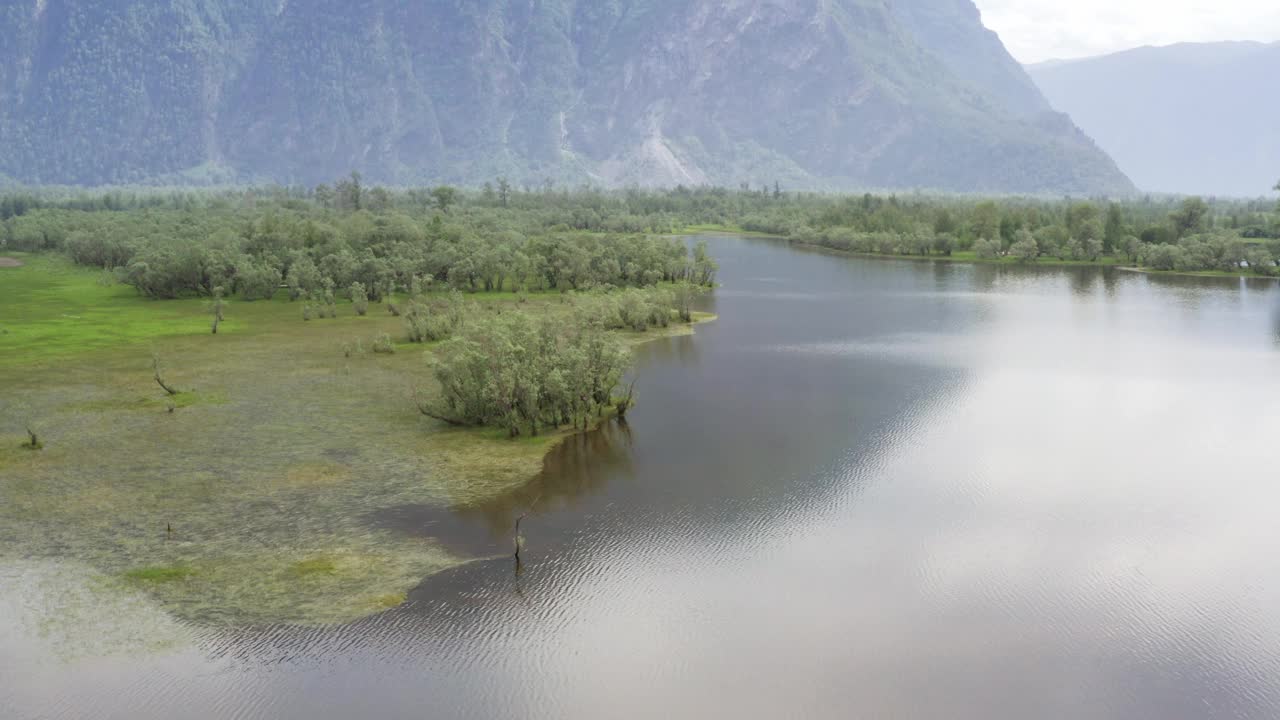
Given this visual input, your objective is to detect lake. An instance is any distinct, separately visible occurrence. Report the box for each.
[7,235,1280,719]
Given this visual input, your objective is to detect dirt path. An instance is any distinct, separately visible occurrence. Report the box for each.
[0,257,23,268]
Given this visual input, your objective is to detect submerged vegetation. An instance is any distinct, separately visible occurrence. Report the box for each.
[0,261,706,625]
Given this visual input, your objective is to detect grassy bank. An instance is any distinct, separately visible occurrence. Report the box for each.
[679,223,782,239]
[782,241,1128,269]
[700,235,1280,280]
[0,254,711,626]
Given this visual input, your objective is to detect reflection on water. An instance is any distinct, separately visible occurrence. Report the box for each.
[371,420,637,554]
[10,237,1280,719]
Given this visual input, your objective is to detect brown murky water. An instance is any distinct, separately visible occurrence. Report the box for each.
[7,236,1280,719]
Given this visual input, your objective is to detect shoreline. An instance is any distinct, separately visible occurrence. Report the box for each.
[677,227,1279,282]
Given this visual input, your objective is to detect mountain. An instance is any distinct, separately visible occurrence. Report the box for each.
[0,0,1132,194]
[1028,42,1280,197]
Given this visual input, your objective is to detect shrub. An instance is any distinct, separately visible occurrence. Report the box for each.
[973,238,1000,260]
[1009,237,1039,263]
[350,281,369,316]
[237,262,281,301]
[1141,243,1183,271]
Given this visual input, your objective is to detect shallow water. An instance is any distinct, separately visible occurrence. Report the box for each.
[8,236,1280,718]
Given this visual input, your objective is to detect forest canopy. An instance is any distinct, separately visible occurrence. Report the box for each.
[3,182,1277,282]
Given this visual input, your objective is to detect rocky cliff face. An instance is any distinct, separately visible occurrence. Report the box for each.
[0,0,1132,194]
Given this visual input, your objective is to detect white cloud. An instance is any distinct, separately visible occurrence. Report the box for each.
[973,0,1280,63]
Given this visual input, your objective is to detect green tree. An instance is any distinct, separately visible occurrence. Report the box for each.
[422,311,630,438]
[1122,235,1142,264]
[1035,225,1067,258]
[1060,238,1082,261]
[970,202,1000,244]
[350,282,369,316]
[1066,202,1099,238]
[335,171,362,211]
[497,177,512,207]
[1141,243,1183,271]
[431,186,458,214]
[314,184,334,209]
[286,254,321,301]
[209,286,226,334]
[365,187,391,212]
[1171,197,1209,238]
[670,282,706,323]
[1246,246,1274,276]
[1104,203,1125,256]
[1009,230,1038,263]
[1081,235,1103,261]
[973,237,999,259]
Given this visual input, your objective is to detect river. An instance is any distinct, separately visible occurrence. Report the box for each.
[7,235,1280,719]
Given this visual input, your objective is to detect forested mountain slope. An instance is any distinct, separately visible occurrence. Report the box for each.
[0,0,1131,194]
[1028,42,1280,197]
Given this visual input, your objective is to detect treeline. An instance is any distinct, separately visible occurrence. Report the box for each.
[1,199,717,301]
[740,194,1280,274]
[4,182,1280,294]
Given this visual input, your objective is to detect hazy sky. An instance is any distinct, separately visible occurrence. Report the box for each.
[974,0,1280,63]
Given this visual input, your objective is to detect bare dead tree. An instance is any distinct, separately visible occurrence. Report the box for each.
[513,492,543,563]
[153,354,180,396]
[22,425,42,450]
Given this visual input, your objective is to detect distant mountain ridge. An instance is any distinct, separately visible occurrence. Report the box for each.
[1027,41,1280,197]
[0,0,1132,194]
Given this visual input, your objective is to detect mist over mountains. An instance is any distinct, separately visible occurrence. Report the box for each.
[1028,41,1280,198]
[0,0,1131,194]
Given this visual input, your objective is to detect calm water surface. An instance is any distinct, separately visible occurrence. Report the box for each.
[8,236,1280,719]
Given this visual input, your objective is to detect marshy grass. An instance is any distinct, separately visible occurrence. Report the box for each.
[289,557,338,577]
[0,255,712,627]
[125,566,196,583]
